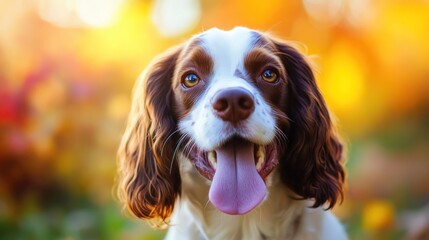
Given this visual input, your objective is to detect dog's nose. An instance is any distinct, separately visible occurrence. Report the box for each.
[211,87,255,123]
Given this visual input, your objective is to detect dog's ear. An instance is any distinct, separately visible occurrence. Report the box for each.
[274,40,345,209]
[117,46,182,225]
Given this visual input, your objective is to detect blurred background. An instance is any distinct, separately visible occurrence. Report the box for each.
[0,0,428,239]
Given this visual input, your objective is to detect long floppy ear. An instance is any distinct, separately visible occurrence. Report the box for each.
[275,41,345,209]
[117,46,182,225]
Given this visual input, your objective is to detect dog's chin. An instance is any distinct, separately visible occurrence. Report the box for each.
[187,136,279,215]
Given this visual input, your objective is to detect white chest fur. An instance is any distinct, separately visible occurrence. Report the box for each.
[164,158,347,240]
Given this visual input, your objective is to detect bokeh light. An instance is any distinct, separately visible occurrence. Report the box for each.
[1,0,428,239]
[38,0,126,27]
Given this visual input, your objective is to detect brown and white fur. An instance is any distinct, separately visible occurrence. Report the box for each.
[117,27,347,239]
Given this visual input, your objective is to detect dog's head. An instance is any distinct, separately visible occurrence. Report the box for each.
[117,27,345,223]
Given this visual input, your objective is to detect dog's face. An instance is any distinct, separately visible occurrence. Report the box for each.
[118,27,345,223]
[173,28,287,214]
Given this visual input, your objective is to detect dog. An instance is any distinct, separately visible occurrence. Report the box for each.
[117,27,347,239]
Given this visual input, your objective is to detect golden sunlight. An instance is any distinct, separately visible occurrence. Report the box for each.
[321,40,366,114]
[37,0,125,28]
[151,0,201,37]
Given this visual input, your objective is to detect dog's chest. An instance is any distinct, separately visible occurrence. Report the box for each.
[170,162,305,240]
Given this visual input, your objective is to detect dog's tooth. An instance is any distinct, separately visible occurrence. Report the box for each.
[208,151,217,170]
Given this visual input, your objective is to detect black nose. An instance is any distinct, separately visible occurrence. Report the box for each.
[211,87,255,123]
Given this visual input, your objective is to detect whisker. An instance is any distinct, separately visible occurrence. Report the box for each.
[182,137,196,158]
[190,140,198,153]
[161,128,181,154]
[170,134,189,173]
[274,126,288,146]
[271,109,292,123]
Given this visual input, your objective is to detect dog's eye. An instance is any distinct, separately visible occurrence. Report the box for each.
[182,73,200,88]
[261,69,278,83]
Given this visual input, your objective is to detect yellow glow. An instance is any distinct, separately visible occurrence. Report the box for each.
[367,3,429,73]
[78,2,155,67]
[362,200,395,231]
[321,41,366,113]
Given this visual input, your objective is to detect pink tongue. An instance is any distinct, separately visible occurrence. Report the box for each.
[209,140,267,215]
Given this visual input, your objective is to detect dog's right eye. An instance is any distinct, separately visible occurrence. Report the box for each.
[182,73,200,88]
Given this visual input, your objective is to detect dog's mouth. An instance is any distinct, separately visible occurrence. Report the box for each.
[188,137,278,215]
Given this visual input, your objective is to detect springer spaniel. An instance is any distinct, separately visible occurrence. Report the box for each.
[117,27,347,239]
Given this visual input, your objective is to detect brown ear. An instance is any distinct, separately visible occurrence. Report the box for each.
[275,41,345,209]
[117,46,182,225]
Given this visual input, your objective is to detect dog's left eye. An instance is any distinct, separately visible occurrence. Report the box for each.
[182,73,200,88]
[261,69,278,83]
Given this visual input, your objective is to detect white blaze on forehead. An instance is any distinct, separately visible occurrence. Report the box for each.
[196,27,257,99]
[199,27,254,77]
